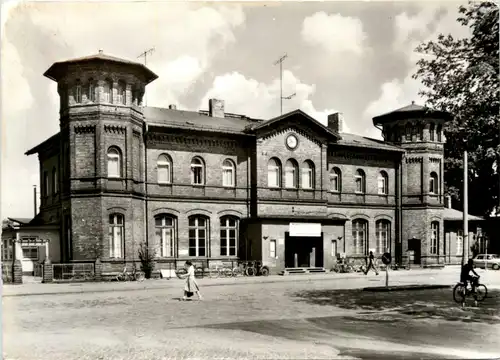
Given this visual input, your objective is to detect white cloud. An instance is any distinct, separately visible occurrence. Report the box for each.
[199,70,352,133]
[301,12,367,55]
[365,3,471,128]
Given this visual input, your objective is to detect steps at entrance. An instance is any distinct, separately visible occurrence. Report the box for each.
[279,267,327,276]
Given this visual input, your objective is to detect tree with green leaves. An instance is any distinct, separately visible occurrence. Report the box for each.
[413,1,499,217]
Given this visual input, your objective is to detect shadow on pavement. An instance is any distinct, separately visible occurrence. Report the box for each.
[292,288,500,324]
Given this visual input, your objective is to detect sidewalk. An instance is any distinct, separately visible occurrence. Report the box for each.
[1,267,457,297]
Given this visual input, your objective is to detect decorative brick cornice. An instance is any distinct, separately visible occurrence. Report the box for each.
[429,157,441,163]
[147,133,237,149]
[132,129,141,138]
[329,151,382,162]
[74,125,96,134]
[104,124,127,135]
[261,126,322,147]
[406,157,423,163]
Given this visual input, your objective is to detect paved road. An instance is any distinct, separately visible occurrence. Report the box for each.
[3,268,500,359]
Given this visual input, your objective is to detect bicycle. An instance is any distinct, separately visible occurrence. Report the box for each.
[116,266,145,282]
[232,261,248,277]
[453,277,487,306]
[208,265,233,278]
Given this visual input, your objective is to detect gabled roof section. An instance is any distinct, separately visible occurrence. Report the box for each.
[144,107,262,135]
[373,102,453,126]
[246,109,341,140]
[336,133,405,152]
[44,51,158,84]
[25,132,60,156]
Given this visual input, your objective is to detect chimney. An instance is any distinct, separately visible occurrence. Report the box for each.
[168,104,177,110]
[445,194,452,209]
[98,49,103,54]
[327,112,343,133]
[209,98,225,118]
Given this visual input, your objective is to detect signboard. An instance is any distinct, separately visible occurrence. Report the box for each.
[289,223,321,237]
[179,249,189,256]
[382,252,392,265]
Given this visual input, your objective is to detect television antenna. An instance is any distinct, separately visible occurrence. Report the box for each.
[274,53,296,115]
[138,47,155,106]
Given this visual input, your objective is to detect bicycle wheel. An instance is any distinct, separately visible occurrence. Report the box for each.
[135,272,145,282]
[232,267,242,277]
[453,283,466,304]
[475,284,488,301]
[260,266,270,276]
[245,267,255,276]
[222,267,233,277]
[209,268,220,278]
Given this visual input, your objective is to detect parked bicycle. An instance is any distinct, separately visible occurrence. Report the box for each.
[453,277,487,306]
[208,264,233,278]
[245,261,270,276]
[116,266,145,282]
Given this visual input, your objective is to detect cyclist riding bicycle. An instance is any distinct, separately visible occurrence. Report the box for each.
[460,258,480,293]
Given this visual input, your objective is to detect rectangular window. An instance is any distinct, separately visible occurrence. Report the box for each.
[22,247,38,260]
[109,215,124,258]
[331,240,337,257]
[189,217,207,257]
[75,85,82,103]
[2,240,12,260]
[269,240,276,258]
[220,217,238,256]
[191,167,203,185]
[285,168,296,188]
[302,169,313,189]
[222,168,234,187]
[158,164,171,183]
[376,221,390,254]
[430,222,439,255]
[352,221,367,255]
[456,230,463,255]
[330,174,339,192]
[355,176,363,193]
[378,177,386,194]
[44,171,49,197]
[108,157,120,178]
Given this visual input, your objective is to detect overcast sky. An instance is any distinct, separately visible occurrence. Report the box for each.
[1,0,470,219]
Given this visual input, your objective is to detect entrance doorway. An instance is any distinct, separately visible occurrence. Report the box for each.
[407,238,421,265]
[284,232,324,268]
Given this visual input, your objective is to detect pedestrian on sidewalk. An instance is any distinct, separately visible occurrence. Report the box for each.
[177,261,203,301]
[365,251,379,275]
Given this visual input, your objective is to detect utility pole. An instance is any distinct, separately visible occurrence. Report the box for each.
[274,53,296,115]
[463,147,469,265]
[137,47,155,106]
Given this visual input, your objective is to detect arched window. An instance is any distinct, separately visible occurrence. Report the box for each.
[191,157,205,185]
[188,216,209,257]
[355,169,365,194]
[109,213,124,258]
[405,124,412,141]
[429,123,435,141]
[155,214,176,257]
[267,158,281,188]
[301,160,315,189]
[378,171,388,195]
[117,81,126,105]
[285,159,298,188]
[375,220,390,254]
[330,167,341,192]
[103,79,113,103]
[430,221,439,255]
[436,125,442,142]
[74,80,82,103]
[220,216,238,256]
[352,219,368,255]
[52,167,58,194]
[157,154,172,184]
[107,147,121,178]
[222,159,235,187]
[429,172,438,194]
[88,79,96,102]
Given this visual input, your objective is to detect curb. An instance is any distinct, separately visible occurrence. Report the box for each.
[363,284,451,292]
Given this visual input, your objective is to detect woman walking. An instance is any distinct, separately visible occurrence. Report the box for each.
[178,261,203,301]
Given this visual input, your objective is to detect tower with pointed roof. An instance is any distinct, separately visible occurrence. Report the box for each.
[373,102,453,266]
[40,50,158,262]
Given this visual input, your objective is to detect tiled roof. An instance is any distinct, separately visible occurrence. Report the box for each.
[44,52,158,84]
[336,133,404,152]
[25,133,60,155]
[443,208,483,221]
[144,107,261,135]
[373,102,452,125]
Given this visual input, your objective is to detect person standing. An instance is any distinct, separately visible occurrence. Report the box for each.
[178,261,203,301]
[365,251,379,275]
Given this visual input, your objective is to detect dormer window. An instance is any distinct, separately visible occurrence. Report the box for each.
[88,79,96,102]
[117,81,126,105]
[74,80,82,103]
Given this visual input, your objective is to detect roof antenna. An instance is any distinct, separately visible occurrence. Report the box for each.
[138,47,155,106]
[274,53,296,115]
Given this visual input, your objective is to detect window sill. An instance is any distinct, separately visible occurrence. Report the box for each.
[158,182,172,186]
[191,184,205,187]
[222,185,236,188]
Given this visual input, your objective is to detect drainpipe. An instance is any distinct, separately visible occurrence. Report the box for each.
[143,122,149,259]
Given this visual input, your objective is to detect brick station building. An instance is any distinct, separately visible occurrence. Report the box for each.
[23,51,456,274]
